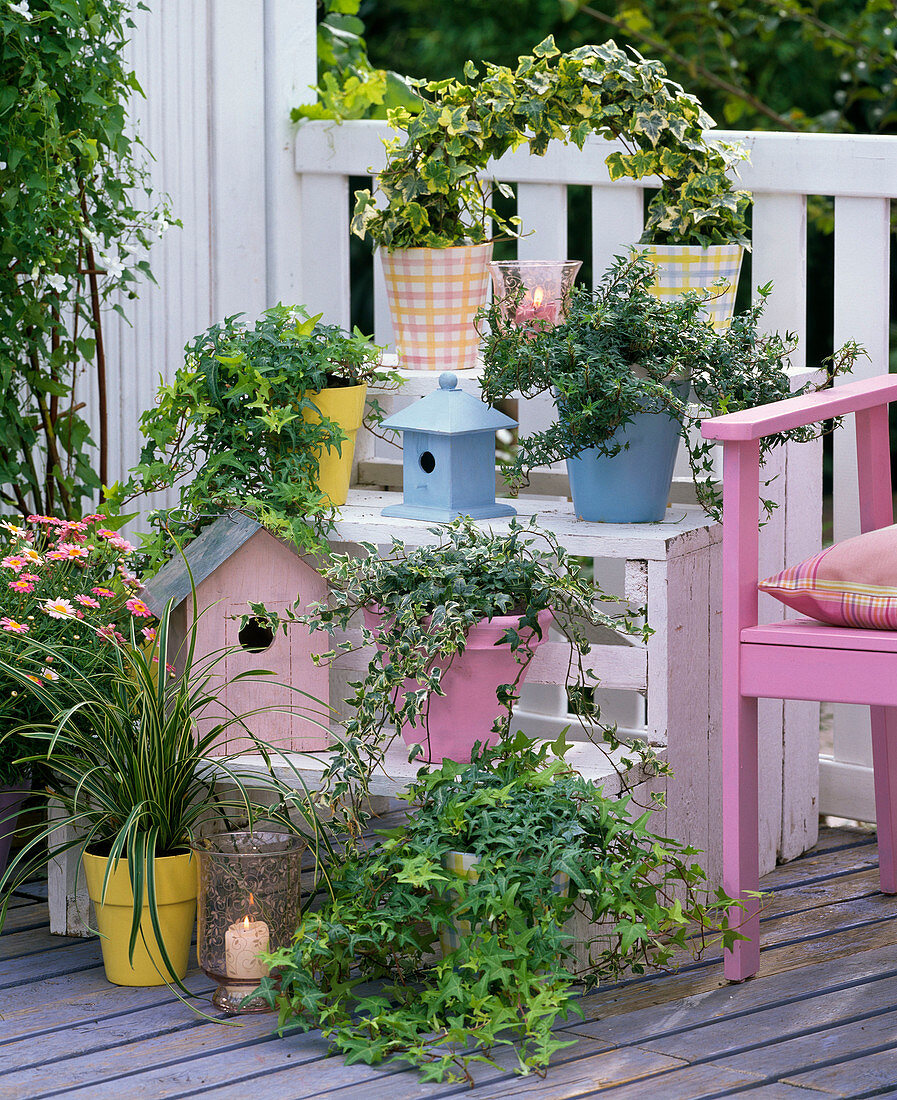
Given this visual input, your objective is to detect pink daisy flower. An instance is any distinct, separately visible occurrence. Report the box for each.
[54,544,90,560]
[108,536,136,554]
[0,617,28,633]
[42,597,76,619]
[91,586,115,599]
[20,573,39,583]
[74,595,100,608]
[141,626,157,642]
[9,579,34,593]
[43,669,59,682]
[20,547,41,564]
[2,555,26,573]
[126,597,152,618]
[96,529,118,539]
[95,623,116,640]
[24,674,43,687]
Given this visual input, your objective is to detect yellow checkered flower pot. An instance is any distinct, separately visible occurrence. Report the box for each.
[380,243,492,371]
[640,244,745,330]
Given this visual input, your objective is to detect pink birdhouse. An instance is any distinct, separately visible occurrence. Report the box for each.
[143,513,330,756]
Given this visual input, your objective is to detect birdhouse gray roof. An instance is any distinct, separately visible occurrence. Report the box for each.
[380,372,516,435]
[141,512,294,616]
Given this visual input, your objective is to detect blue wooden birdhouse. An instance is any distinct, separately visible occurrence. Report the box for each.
[381,372,517,521]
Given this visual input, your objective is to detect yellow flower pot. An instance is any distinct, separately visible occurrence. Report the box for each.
[639,244,744,330]
[301,383,368,506]
[83,849,197,986]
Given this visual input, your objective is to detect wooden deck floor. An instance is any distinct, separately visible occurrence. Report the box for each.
[3,824,897,1099]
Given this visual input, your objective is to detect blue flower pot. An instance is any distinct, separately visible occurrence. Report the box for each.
[566,382,688,524]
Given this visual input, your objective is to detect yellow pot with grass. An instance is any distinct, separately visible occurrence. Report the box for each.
[302,383,368,506]
[83,849,197,986]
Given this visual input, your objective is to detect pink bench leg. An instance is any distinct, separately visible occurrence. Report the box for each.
[870,705,897,894]
[723,693,761,981]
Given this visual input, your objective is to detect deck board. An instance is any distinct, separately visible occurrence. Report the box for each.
[2,824,897,1099]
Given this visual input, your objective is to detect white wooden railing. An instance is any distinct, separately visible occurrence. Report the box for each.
[292,121,896,826]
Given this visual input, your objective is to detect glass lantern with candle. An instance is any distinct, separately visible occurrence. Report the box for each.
[195,831,304,1014]
[489,260,582,329]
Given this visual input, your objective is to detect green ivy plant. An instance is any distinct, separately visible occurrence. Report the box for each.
[259,733,739,1084]
[292,0,422,122]
[0,0,171,518]
[478,253,864,520]
[351,36,750,251]
[106,305,400,572]
[290,516,652,813]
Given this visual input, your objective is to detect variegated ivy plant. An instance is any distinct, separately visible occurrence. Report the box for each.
[351,36,750,251]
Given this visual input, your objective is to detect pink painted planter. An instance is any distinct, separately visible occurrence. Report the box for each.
[363,608,552,763]
[0,783,30,879]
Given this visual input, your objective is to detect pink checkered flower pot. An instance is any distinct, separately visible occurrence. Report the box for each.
[639,244,745,330]
[380,243,493,370]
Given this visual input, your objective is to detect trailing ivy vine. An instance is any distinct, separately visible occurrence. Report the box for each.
[0,0,170,518]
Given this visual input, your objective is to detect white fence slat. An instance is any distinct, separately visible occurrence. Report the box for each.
[516,183,567,259]
[297,174,352,329]
[832,196,892,544]
[209,2,268,319]
[264,0,317,307]
[828,196,893,797]
[591,185,644,286]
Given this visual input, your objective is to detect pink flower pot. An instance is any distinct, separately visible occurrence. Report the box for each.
[363,608,552,763]
[0,783,31,880]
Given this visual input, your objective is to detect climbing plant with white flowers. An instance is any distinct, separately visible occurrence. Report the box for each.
[0,0,172,518]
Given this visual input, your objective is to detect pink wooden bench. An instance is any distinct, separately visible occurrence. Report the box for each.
[702,374,897,982]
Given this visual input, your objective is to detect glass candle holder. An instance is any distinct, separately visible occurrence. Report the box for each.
[489,260,583,328]
[195,831,304,1014]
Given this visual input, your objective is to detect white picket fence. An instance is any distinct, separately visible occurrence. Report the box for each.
[96,1,894,825]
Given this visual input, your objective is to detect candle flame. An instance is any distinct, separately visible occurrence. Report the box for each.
[533,285,544,308]
[243,914,251,930]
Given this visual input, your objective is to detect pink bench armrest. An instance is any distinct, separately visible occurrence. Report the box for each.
[701,374,897,442]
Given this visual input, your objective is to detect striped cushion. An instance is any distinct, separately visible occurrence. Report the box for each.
[759,525,897,629]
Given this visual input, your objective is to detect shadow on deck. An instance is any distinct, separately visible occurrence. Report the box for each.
[2,823,895,1099]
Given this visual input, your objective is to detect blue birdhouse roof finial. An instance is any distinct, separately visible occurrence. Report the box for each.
[380,373,517,436]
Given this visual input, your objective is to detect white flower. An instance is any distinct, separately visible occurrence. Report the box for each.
[45,273,65,293]
[99,253,124,280]
[9,1,33,21]
[0,162,6,171]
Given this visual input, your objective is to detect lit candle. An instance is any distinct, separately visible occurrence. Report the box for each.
[514,285,559,327]
[225,912,270,982]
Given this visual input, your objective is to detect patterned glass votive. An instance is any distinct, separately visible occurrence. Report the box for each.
[195,831,304,1014]
[489,260,583,328]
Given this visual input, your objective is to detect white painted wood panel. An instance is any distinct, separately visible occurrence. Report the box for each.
[827,196,893,813]
[294,123,897,196]
[515,183,567,259]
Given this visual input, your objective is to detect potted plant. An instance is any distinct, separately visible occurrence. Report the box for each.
[479,253,863,523]
[106,304,399,571]
[257,734,739,1085]
[0,513,147,876]
[351,36,750,367]
[0,595,332,987]
[301,516,647,765]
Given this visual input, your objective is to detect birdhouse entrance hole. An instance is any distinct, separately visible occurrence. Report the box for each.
[419,450,436,473]
[238,616,275,653]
